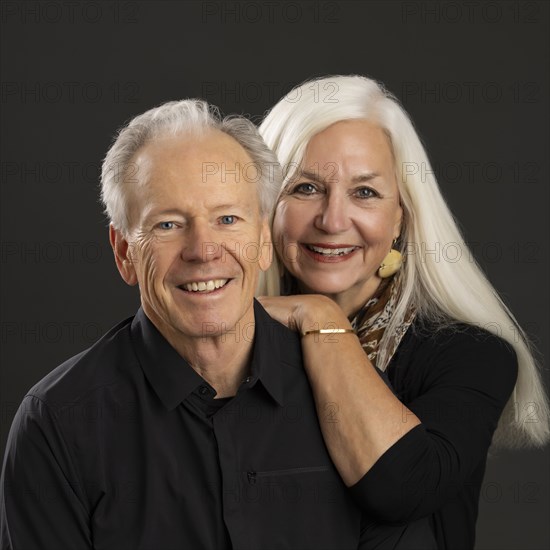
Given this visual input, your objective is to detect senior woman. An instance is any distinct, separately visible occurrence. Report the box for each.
[257,75,550,549]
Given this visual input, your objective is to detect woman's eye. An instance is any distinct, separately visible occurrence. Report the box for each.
[293,182,318,195]
[354,187,377,199]
[158,221,175,230]
[220,215,237,225]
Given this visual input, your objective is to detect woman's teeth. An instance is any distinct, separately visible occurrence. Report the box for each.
[306,245,357,256]
[182,279,228,292]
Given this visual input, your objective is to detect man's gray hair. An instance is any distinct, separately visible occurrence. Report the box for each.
[100,99,282,235]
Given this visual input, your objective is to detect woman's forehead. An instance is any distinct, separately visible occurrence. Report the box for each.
[300,121,395,179]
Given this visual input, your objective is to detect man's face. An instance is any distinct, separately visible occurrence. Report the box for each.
[111,130,271,343]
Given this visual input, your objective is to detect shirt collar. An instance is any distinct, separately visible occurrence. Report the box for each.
[248,298,288,406]
[130,300,298,411]
[130,308,204,410]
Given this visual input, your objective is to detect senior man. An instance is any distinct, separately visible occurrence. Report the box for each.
[0,100,434,549]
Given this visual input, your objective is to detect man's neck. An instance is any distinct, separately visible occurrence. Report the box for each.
[180,337,254,398]
[146,307,256,399]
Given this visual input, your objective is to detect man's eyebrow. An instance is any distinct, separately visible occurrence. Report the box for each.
[210,203,243,211]
[144,205,251,220]
[144,208,184,220]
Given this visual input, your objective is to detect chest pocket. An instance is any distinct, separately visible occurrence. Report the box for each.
[237,465,361,550]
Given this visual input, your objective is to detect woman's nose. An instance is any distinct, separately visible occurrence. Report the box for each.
[314,193,352,234]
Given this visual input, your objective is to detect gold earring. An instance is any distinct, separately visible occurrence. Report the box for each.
[378,240,402,278]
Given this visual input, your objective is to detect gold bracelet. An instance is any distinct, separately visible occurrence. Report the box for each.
[301,328,356,337]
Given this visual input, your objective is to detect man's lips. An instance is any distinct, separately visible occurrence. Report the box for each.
[177,278,232,294]
[300,243,361,260]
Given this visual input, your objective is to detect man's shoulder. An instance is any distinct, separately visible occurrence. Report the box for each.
[253,299,302,368]
[26,314,137,407]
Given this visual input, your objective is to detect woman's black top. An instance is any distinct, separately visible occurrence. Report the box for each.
[349,319,518,549]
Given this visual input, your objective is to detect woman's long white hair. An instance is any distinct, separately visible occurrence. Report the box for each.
[257,74,549,449]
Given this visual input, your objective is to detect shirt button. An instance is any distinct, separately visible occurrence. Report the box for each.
[244,377,251,383]
[199,385,209,395]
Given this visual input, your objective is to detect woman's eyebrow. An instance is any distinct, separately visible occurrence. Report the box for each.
[351,172,380,184]
[295,169,326,183]
[294,169,382,186]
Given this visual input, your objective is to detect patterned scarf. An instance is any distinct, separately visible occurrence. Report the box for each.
[282,271,416,372]
[349,272,416,371]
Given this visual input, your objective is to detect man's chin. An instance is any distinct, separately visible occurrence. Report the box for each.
[167,310,248,343]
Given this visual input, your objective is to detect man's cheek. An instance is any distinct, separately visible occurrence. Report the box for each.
[141,248,160,285]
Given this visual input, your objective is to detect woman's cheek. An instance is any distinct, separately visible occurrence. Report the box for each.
[272,212,287,255]
[277,235,300,265]
[288,203,313,240]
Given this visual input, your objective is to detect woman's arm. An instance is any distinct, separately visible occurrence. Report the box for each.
[258,295,518,522]
[258,294,421,485]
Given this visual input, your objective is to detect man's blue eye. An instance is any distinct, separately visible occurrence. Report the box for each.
[159,222,175,230]
[220,215,236,225]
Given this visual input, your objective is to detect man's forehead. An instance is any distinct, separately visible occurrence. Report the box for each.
[127,135,259,213]
[129,131,255,192]
[138,129,251,167]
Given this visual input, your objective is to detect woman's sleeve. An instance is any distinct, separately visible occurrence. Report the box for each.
[348,327,518,522]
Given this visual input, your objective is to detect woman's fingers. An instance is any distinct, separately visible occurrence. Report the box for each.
[256,296,297,328]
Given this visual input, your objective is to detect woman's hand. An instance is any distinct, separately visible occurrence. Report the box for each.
[256,294,352,334]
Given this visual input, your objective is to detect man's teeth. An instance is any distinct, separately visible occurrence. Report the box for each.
[307,245,357,256]
[182,279,228,292]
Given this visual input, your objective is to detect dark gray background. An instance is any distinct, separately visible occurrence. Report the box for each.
[1,1,548,548]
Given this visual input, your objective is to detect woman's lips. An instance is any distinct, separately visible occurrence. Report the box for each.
[299,243,361,263]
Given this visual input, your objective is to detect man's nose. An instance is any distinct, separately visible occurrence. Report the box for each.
[179,222,222,263]
[314,193,352,234]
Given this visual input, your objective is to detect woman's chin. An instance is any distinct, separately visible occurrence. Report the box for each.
[296,274,380,304]
[299,280,353,298]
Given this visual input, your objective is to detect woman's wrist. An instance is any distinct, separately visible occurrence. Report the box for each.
[298,296,353,334]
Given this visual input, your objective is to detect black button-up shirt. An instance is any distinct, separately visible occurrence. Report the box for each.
[1,301,435,549]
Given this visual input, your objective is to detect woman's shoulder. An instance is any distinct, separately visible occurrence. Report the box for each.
[408,316,517,357]
[390,316,518,394]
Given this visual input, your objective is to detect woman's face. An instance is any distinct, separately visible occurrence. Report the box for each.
[273,119,402,311]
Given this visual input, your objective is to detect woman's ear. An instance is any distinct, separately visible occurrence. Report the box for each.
[394,196,407,242]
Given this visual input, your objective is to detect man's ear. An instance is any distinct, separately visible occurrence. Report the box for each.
[258,218,273,272]
[109,225,138,286]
